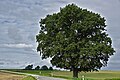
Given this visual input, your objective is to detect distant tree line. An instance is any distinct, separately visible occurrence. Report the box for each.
[24,64,53,70]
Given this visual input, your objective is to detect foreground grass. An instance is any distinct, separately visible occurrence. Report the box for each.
[5,69,120,80]
[22,76,37,80]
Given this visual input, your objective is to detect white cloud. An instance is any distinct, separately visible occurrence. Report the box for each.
[2,43,33,48]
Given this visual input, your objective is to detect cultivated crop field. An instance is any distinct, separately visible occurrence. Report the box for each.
[0,71,24,80]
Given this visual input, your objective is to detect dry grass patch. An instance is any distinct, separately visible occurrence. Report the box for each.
[0,72,25,80]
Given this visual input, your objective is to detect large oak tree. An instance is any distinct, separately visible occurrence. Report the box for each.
[36,4,115,78]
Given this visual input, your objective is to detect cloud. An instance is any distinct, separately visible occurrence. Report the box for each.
[7,27,22,42]
[0,62,4,65]
[2,43,33,48]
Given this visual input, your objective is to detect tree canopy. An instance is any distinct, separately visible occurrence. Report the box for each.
[36,4,115,78]
[25,64,33,70]
[49,66,53,70]
[41,65,48,70]
[35,66,40,70]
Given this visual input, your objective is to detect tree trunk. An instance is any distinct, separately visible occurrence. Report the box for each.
[73,68,78,78]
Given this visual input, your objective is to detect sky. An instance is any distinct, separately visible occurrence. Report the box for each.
[0,0,120,70]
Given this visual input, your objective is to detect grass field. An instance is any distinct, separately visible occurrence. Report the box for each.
[5,69,120,80]
[22,76,37,80]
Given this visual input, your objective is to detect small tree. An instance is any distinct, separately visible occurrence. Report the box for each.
[49,66,53,70]
[41,65,48,70]
[35,66,40,70]
[36,4,115,78]
[25,64,33,70]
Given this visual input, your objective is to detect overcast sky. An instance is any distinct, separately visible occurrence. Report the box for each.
[0,0,120,70]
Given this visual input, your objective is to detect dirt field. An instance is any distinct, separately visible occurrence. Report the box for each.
[0,72,24,80]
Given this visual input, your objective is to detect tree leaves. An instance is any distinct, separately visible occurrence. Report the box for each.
[36,4,115,72]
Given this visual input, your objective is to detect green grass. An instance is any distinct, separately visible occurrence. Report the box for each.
[5,69,120,80]
[22,76,37,80]
[7,69,53,76]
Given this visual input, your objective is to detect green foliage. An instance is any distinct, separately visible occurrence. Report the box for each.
[49,66,53,70]
[25,64,33,70]
[36,3,115,77]
[22,76,37,80]
[35,66,40,70]
[41,65,48,70]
